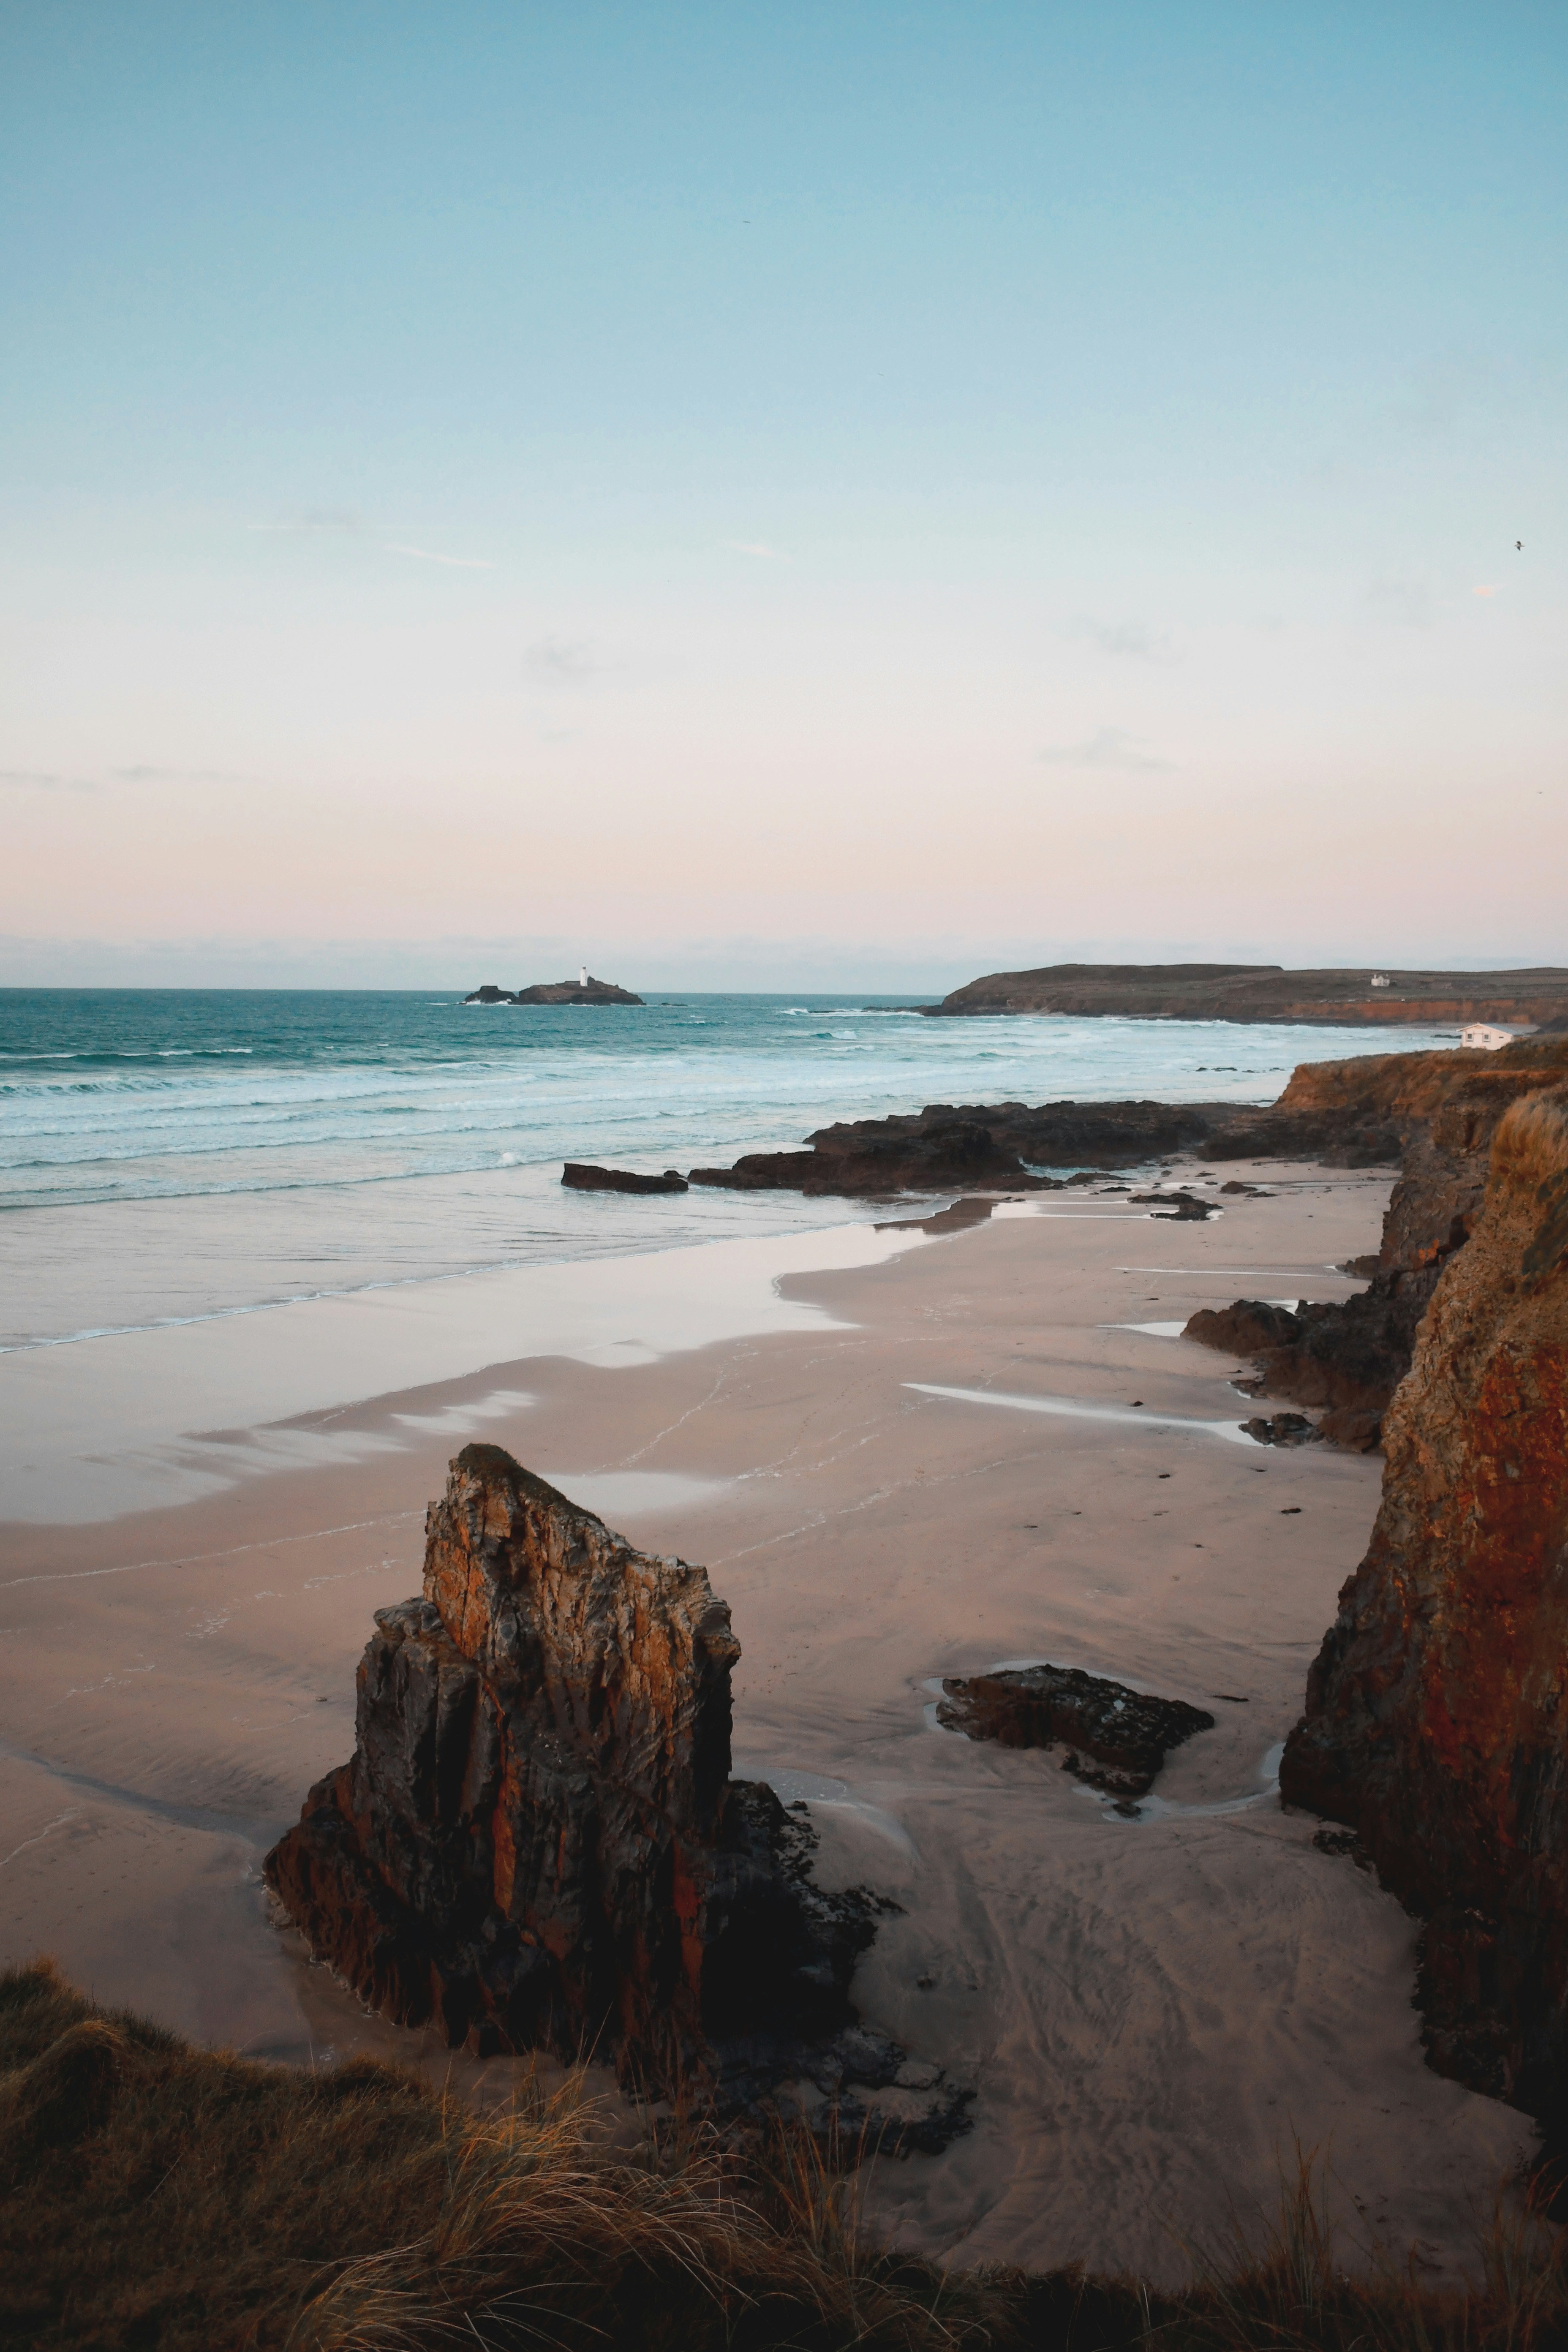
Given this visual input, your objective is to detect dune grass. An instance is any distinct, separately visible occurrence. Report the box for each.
[2,1958,1565,2351]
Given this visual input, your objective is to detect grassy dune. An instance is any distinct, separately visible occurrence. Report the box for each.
[2,1959,1564,2351]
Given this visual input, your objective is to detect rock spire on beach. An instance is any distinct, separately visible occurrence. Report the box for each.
[1279,1085,1568,2123]
[265,1446,965,2141]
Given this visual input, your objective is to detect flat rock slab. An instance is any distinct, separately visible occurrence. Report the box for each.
[937,1663,1215,1799]
[562,1162,689,1193]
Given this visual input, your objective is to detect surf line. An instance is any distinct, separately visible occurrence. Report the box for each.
[904,1383,1257,1446]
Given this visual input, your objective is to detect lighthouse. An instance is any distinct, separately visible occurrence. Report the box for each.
[579,964,588,988]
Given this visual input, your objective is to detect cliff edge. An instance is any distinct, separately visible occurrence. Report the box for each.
[1279,1088,1568,2120]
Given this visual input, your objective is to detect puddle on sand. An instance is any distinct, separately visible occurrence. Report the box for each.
[730,1759,917,1859]
[535,1470,731,1527]
[1101,1738,1285,1824]
[904,1382,1258,1446]
[917,1673,1285,1822]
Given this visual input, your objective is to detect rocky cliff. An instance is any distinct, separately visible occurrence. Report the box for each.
[923,962,1568,1027]
[1279,1089,1568,2123]
[266,1448,961,2137]
[1185,1036,1568,1446]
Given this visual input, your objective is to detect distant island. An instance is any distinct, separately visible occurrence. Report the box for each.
[920,961,1568,1028]
[464,974,645,1007]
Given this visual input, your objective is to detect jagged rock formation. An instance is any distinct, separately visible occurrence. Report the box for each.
[937,1665,1214,1801]
[466,977,644,1005]
[1184,1037,1568,1447]
[563,1163,689,1194]
[922,962,1568,1028]
[1279,1088,1568,2123]
[266,1448,964,2141]
[689,1100,1235,1196]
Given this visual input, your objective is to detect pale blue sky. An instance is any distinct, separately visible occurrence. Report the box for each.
[2,3,1564,983]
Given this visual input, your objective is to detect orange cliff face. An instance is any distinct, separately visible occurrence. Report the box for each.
[1280,1089,1568,2117]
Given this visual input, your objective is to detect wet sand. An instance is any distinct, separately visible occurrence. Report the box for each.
[0,1160,1533,2281]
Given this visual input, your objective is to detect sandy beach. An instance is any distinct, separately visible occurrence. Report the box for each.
[0,1160,1533,2283]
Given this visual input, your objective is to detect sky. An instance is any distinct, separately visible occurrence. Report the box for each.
[1,1,1565,989]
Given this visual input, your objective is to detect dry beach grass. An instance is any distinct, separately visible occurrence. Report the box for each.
[6,1959,1568,2352]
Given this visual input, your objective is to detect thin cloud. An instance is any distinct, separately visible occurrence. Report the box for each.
[248,512,494,567]
[111,765,254,785]
[0,769,97,793]
[522,636,619,683]
[381,541,495,570]
[248,509,367,535]
[1067,615,1179,663]
[1040,727,1177,773]
[727,540,786,560]
[1367,577,1436,629]
[1473,584,1501,599]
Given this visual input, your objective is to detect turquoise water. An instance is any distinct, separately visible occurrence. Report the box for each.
[0,989,1452,1349]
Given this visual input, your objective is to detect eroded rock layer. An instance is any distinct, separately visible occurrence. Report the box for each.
[266,1448,958,2136]
[1279,1090,1568,2118]
[1184,1036,1568,1446]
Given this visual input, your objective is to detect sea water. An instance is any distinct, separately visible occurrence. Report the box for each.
[0,989,1453,1353]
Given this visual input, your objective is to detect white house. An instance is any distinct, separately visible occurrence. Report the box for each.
[1462,1022,1534,1051]
[1371,972,1391,988]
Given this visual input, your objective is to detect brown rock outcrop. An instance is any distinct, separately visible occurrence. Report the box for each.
[937,1664,1214,1801]
[1185,1036,1568,1445]
[266,1449,965,2140]
[1279,1089,1568,2122]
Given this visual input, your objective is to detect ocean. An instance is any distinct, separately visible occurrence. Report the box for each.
[0,988,1453,1354]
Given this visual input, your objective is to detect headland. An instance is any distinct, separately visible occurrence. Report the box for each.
[921,961,1568,1026]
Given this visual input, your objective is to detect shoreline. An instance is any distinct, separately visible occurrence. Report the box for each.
[0,1151,1533,2282]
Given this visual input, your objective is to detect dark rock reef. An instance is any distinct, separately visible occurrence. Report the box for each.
[682,1041,1568,1202]
[689,1099,1235,1197]
[265,1447,964,2142]
[937,1664,1214,1802]
[1279,1087,1568,2126]
[1130,1187,1216,1220]
[464,977,645,1005]
[923,961,1568,1028]
[563,1163,689,1194]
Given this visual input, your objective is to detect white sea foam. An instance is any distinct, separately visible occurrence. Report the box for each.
[0,992,1450,1353]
